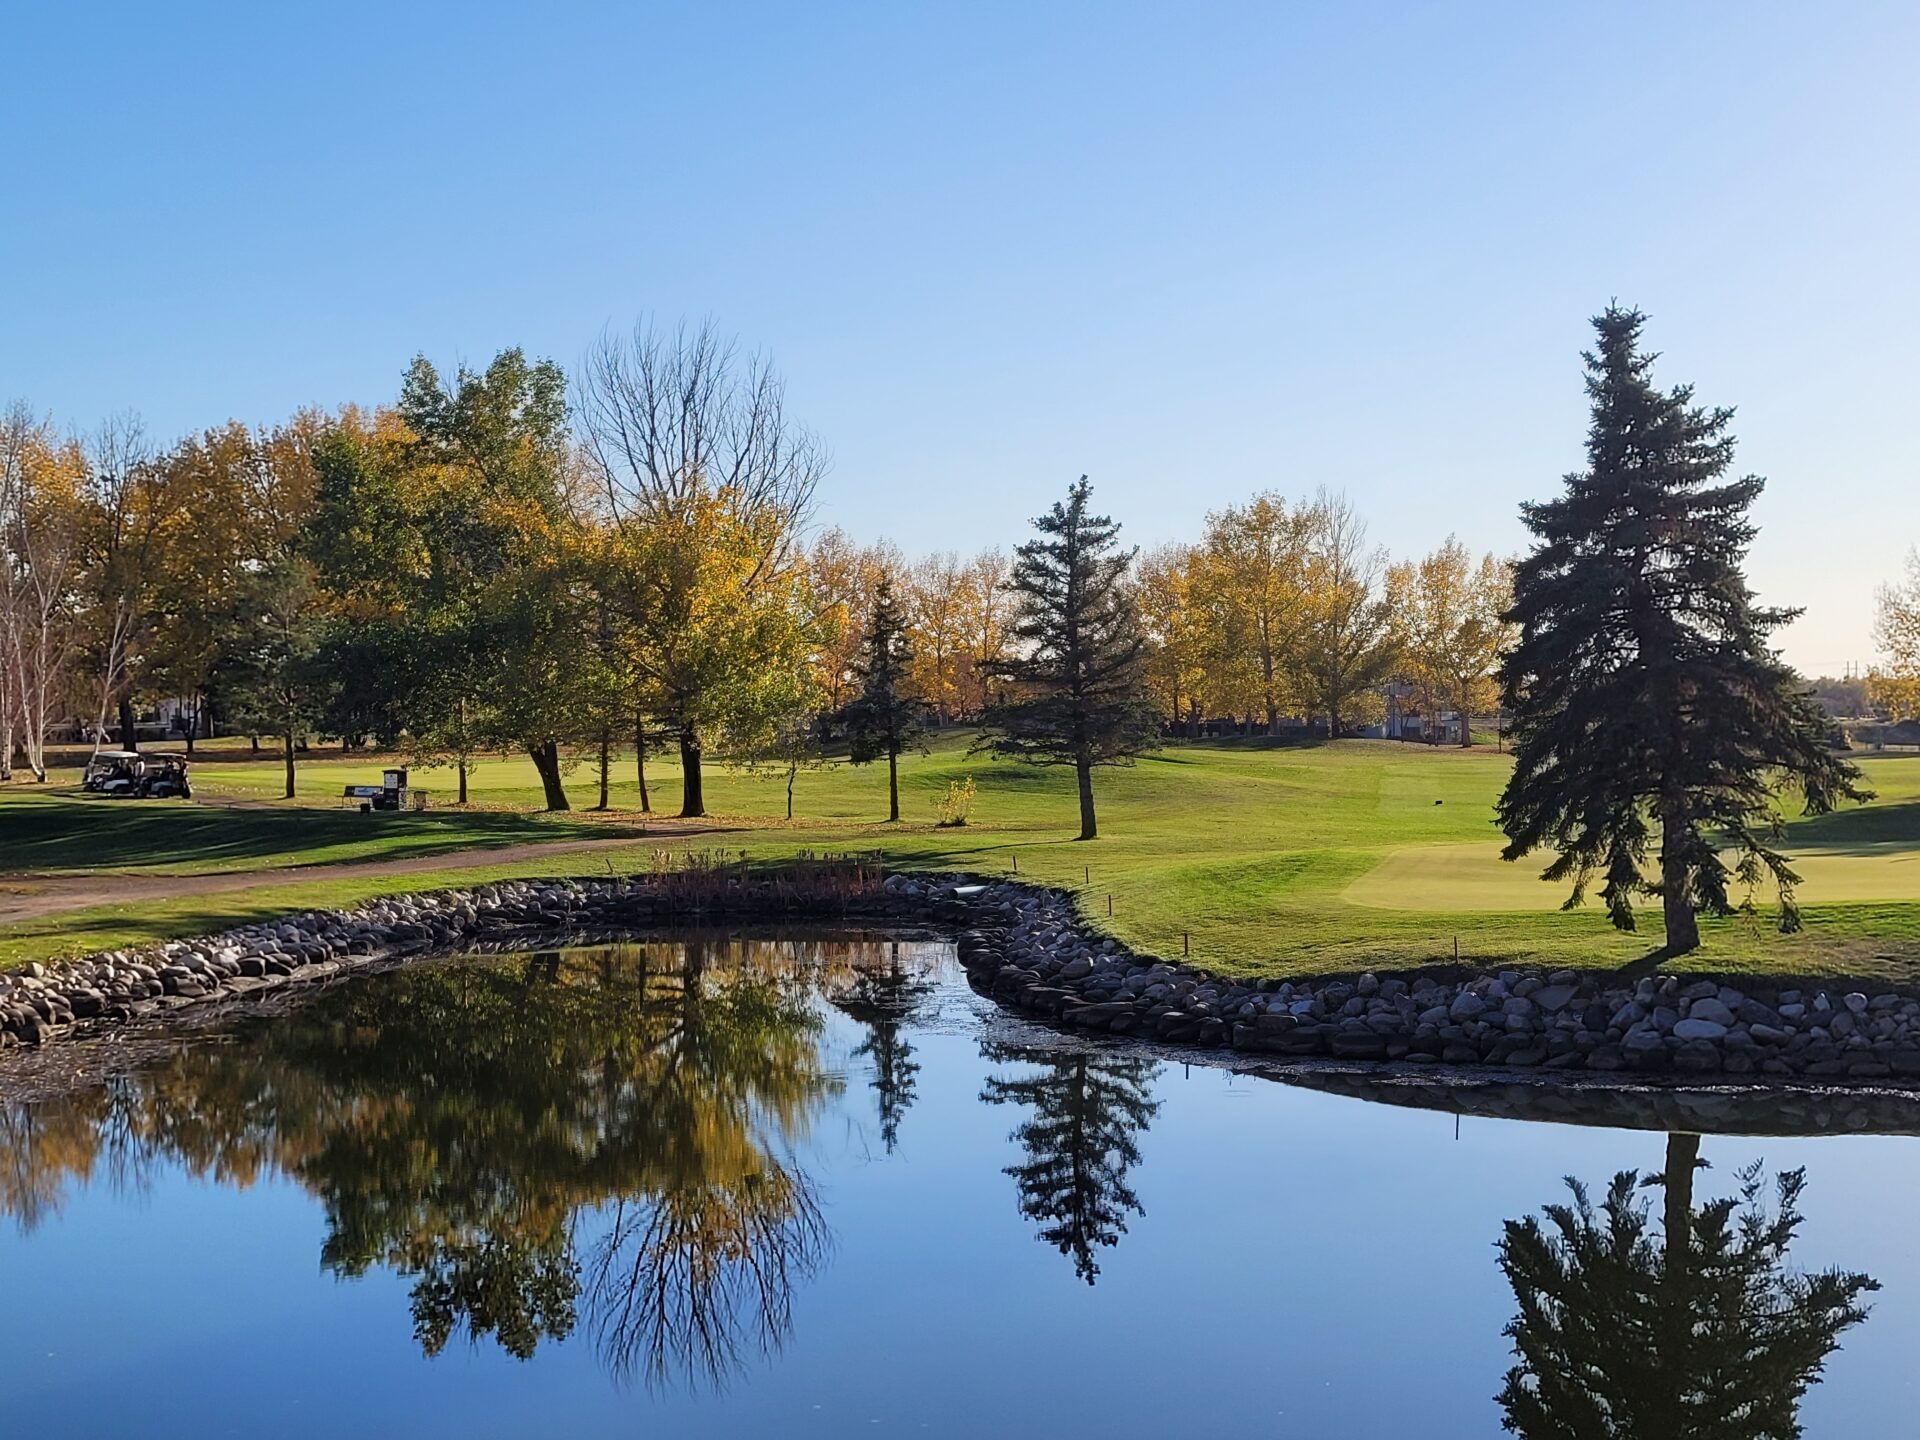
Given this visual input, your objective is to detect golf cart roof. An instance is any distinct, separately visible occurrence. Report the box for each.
[89,750,141,761]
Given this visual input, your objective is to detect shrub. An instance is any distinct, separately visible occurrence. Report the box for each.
[934,776,977,828]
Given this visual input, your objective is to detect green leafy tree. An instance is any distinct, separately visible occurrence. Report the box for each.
[976,477,1161,840]
[395,349,587,811]
[1497,1134,1877,1438]
[838,577,926,822]
[1498,307,1867,953]
[209,554,328,798]
[979,1044,1160,1284]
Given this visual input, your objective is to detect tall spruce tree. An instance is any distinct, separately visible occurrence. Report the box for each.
[839,577,925,822]
[1498,307,1867,954]
[977,477,1161,841]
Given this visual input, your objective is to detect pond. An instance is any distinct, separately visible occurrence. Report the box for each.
[3,935,1917,1438]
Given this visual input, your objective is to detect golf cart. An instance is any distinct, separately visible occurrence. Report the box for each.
[342,766,424,812]
[81,751,193,799]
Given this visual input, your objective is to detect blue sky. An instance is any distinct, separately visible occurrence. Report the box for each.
[5,2,1915,673]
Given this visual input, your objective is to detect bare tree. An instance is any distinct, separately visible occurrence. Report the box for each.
[578,318,829,815]
[84,414,171,753]
[583,1164,829,1392]
[579,317,825,554]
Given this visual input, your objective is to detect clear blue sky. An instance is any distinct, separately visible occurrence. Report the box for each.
[5,2,1915,674]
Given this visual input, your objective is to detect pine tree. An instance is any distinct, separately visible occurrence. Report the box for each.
[1498,307,1868,954]
[839,577,925,822]
[1496,1135,1877,1438]
[977,477,1162,841]
[979,1045,1161,1284]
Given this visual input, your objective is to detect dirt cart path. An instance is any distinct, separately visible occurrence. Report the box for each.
[0,831,727,927]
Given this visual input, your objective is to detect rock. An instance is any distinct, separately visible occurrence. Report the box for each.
[1532,984,1577,1012]
[1686,998,1735,1027]
[1673,1017,1729,1041]
[1448,993,1487,1021]
[1622,1025,1664,1053]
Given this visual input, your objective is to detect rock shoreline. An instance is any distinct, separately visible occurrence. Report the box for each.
[5,871,1919,1089]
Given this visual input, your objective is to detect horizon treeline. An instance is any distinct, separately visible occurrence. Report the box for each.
[2,319,1907,812]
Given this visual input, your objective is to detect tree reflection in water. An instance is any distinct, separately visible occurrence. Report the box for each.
[1497,1132,1878,1438]
[0,939,907,1390]
[829,940,935,1154]
[980,1043,1161,1283]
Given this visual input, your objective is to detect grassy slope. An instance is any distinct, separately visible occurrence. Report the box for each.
[3,736,1917,980]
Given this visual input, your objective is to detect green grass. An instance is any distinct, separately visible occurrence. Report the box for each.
[4,735,1919,981]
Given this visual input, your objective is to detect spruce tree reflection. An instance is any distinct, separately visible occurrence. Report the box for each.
[1497,1132,1878,1438]
[980,1043,1160,1283]
[830,942,934,1153]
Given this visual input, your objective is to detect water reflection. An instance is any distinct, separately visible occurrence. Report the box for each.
[0,939,889,1390]
[980,1045,1162,1283]
[827,940,934,1154]
[1496,1133,1879,1437]
[1,942,1907,1430]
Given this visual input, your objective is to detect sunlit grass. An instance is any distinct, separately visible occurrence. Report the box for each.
[4,735,1917,979]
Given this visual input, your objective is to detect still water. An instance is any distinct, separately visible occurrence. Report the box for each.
[3,936,1917,1438]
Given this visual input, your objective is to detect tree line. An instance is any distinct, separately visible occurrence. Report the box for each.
[0,319,1515,819]
[2,306,1904,956]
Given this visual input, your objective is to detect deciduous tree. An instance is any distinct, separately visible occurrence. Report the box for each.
[1293,490,1397,737]
[0,407,87,782]
[1196,492,1311,734]
[1870,549,1920,720]
[1394,536,1513,746]
[580,319,826,816]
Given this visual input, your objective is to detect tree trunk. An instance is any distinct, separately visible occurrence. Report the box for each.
[248,733,259,753]
[1459,682,1474,747]
[1075,756,1097,841]
[1663,1131,1699,1286]
[119,695,137,752]
[529,739,570,811]
[595,724,610,809]
[635,719,651,813]
[457,757,469,806]
[887,746,900,822]
[1660,798,1701,955]
[282,727,296,799]
[786,763,796,820]
[678,724,704,818]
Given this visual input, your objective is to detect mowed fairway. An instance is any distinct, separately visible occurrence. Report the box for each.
[2,737,1918,979]
[1346,756,1920,910]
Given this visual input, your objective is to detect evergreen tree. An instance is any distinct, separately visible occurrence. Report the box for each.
[1498,307,1867,953]
[1497,1134,1877,1438]
[979,1044,1160,1284]
[838,577,925,822]
[977,477,1162,840]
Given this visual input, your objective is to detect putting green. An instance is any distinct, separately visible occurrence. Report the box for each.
[1344,841,1920,912]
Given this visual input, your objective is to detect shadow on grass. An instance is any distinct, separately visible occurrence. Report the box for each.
[1785,800,1920,854]
[0,795,629,875]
